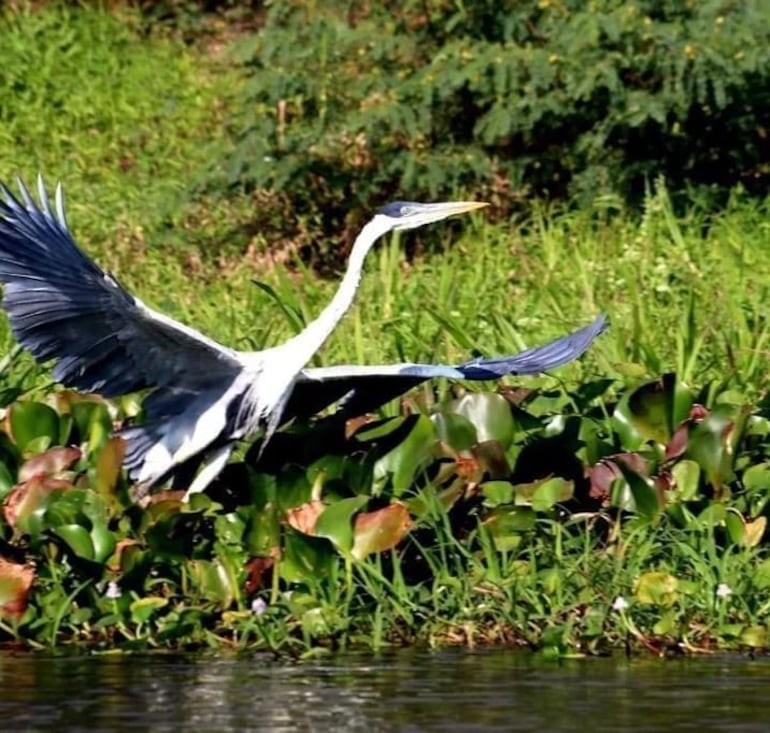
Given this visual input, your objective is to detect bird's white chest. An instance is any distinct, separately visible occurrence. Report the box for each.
[237,349,303,430]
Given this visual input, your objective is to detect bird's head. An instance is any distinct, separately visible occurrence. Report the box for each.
[375,200,488,231]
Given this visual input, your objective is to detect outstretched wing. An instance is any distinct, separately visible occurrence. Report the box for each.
[286,314,607,419]
[0,177,243,397]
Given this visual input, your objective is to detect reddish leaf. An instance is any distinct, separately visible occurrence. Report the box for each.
[345,414,375,439]
[665,423,690,461]
[18,446,82,483]
[286,500,325,535]
[244,556,276,594]
[3,476,74,530]
[146,490,187,505]
[472,441,510,479]
[455,454,482,482]
[107,538,140,572]
[352,502,412,560]
[588,453,649,504]
[0,558,34,619]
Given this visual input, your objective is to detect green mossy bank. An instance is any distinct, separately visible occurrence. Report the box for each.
[0,4,769,655]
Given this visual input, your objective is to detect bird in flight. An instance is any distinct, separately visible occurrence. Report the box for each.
[0,178,606,498]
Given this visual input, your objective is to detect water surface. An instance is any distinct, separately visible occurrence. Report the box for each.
[1,648,768,731]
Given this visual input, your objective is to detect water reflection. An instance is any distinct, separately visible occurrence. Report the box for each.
[1,648,769,731]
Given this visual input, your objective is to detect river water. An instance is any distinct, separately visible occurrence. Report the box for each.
[1,648,768,731]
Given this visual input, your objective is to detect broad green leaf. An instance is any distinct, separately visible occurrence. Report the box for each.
[90,522,117,563]
[189,558,237,606]
[9,401,60,454]
[671,459,700,501]
[129,597,168,624]
[613,374,690,449]
[70,401,113,455]
[281,531,336,583]
[752,558,770,590]
[740,626,767,648]
[481,480,515,507]
[54,524,95,561]
[242,504,282,556]
[725,510,745,545]
[686,405,750,490]
[483,505,536,546]
[314,495,368,553]
[634,571,679,606]
[613,465,661,520]
[742,463,770,493]
[450,393,515,448]
[431,411,477,452]
[374,415,436,495]
[514,476,574,511]
[532,477,574,511]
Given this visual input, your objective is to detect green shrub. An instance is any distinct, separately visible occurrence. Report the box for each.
[228,0,770,245]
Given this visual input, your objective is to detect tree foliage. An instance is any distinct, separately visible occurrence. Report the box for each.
[228,0,770,241]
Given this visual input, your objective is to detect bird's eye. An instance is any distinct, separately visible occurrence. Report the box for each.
[399,205,415,216]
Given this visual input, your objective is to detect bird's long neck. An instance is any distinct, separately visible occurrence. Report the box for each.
[283,216,392,368]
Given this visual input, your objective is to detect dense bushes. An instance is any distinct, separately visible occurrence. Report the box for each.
[227,0,770,243]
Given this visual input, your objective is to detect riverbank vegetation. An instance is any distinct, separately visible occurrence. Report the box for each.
[0,2,769,655]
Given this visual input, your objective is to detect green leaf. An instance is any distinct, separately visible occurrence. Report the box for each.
[752,558,770,590]
[449,393,515,448]
[724,510,745,545]
[374,415,436,495]
[70,401,113,455]
[532,477,574,511]
[740,626,767,648]
[9,401,61,454]
[742,463,770,493]
[314,495,368,553]
[686,405,750,490]
[634,571,679,606]
[613,375,691,449]
[281,531,336,583]
[671,459,700,501]
[480,480,515,507]
[90,522,117,563]
[129,597,168,624]
[431,411,477,452]
[54,524,95,561]
[483,506,536,551]
[513,476,574,511]
[610,465,661,520]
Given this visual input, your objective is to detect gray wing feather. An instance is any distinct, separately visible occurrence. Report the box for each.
[287,314,607,419]
[0,178,242,397]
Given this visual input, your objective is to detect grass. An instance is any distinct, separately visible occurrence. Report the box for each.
[1,4,770,655]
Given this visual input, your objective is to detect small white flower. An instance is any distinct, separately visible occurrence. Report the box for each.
[251,597,268,615]
[716,583,733,599]
[612,595,629,611]
[105,581,122,600]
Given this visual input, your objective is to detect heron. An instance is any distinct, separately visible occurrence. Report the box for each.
[0,177,607,498]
